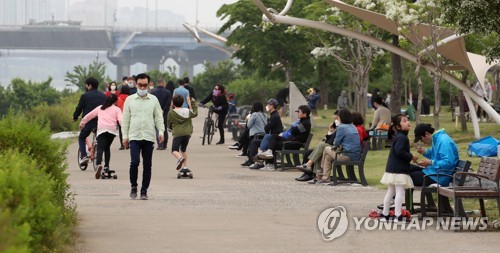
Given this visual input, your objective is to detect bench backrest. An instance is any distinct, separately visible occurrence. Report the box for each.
[359,141,370,162]
[455,159,472,186]
[302,133,314,150]
[477,157,500,182]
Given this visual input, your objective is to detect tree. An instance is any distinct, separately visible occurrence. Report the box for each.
[303,0,386,118]
[442,0,500,61]
[217,0,314,84]
[146,68,178,85]
[378,0,453,128]
[4,77,61,111]
[192,60,241,99]
[65,60,110,92]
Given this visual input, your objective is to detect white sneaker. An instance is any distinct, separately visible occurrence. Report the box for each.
[258,149,274,159]
[260,163,275,171]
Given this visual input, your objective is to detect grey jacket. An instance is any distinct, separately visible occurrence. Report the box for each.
[247,112,267,137]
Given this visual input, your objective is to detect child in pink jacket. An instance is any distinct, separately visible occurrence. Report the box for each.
[80,94,123,179]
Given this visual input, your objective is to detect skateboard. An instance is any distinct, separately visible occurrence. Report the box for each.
[101,169,118,179]
[177,168,193,179]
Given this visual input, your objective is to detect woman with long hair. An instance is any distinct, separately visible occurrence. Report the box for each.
[200,84,229,144]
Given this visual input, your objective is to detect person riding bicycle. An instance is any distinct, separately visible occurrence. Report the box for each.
[73,77,106,166]
[199,84,228,145]
[79,94,123,179]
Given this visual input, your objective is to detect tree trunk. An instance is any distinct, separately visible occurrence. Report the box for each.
[348,72,355,107]
[459,71,469,131]
[284,63,292,85]
[391,35,403,115]
[494,68,500,103]
[415,64,422,124]
[318,60,328,109]
[432,70,442,128]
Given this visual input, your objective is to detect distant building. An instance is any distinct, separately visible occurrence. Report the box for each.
[0,0,50,25]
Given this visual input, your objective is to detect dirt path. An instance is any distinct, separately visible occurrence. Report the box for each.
[69,107,498,253]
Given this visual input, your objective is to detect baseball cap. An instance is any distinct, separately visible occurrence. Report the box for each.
[413,123,434,143]
[267,98,278,107]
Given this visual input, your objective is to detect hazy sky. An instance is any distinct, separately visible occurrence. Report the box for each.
[72,0,239,26]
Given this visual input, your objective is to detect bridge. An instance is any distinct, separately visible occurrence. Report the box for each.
[0,24,232,79]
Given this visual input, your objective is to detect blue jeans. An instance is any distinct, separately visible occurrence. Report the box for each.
[79,121,97,159]
[129,140,154,193]
[259,134,272,151]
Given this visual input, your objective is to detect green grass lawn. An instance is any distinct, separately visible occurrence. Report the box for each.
[309,106,499,219]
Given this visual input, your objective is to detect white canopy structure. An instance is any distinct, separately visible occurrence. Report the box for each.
[251,0,500,138]
[182,22,239,56]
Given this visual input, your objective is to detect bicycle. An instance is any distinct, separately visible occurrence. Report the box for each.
[77,130,98,171]
[201,105,217,145]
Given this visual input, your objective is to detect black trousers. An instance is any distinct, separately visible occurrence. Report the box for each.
[96,132,115,167]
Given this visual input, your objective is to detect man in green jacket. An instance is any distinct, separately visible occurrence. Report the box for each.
[122,73,164,200]
[167,95,198,171]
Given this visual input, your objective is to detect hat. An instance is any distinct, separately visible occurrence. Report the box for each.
[413,123,434,143]
[267,98,278,107]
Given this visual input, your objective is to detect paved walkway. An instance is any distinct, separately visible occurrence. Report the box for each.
[70,107,498,253]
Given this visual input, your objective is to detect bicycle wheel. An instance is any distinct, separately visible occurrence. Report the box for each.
[77,149,88,171]
[207,120,215,145]
[92,142,98,171]
[202,118,209,145]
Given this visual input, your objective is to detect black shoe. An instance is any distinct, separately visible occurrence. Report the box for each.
[228,143,240,150]
[297,164,313,173]
[216,141,225,145]
[249,163,264,170]
[241,160,252,167]
[130,187,138,199]
[295,173,314,182]
[140,192,148,200]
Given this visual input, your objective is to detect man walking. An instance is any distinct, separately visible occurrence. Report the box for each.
[122,73,165,200]
[151,78,172,150]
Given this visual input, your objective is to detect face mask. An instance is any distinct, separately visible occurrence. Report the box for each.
[335,119,341,126]
[110,85,116,91]
[137,89,148,97]
[265,105,270,112]
[128,82,134,88]
[149,86,154,90]
[213,89,220,96]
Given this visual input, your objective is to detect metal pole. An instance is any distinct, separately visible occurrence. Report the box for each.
[155,0,158,30]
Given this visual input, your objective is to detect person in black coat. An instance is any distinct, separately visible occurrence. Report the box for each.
[73,77,106,165]
[151,78,172,150]
[200,84,228,144]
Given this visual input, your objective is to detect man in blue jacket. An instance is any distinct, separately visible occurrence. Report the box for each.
[411,123,459,186]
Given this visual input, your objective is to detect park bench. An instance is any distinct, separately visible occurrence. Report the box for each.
[371,129,389,151]
[403,160,471,216]
[437,157,500,218]
[274,133,314,171]
[329,140,370,186]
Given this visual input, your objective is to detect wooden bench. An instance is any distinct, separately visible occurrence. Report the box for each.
[371,129,389,150]
[404,160,471,216]
[437,157,500,218]
[377,160,471,215]
[330,141,370,186]
[274,133,314,171]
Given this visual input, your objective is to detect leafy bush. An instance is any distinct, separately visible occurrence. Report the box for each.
[26,93,81,132]
[0,112,71,207]
[0,150,75,252]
